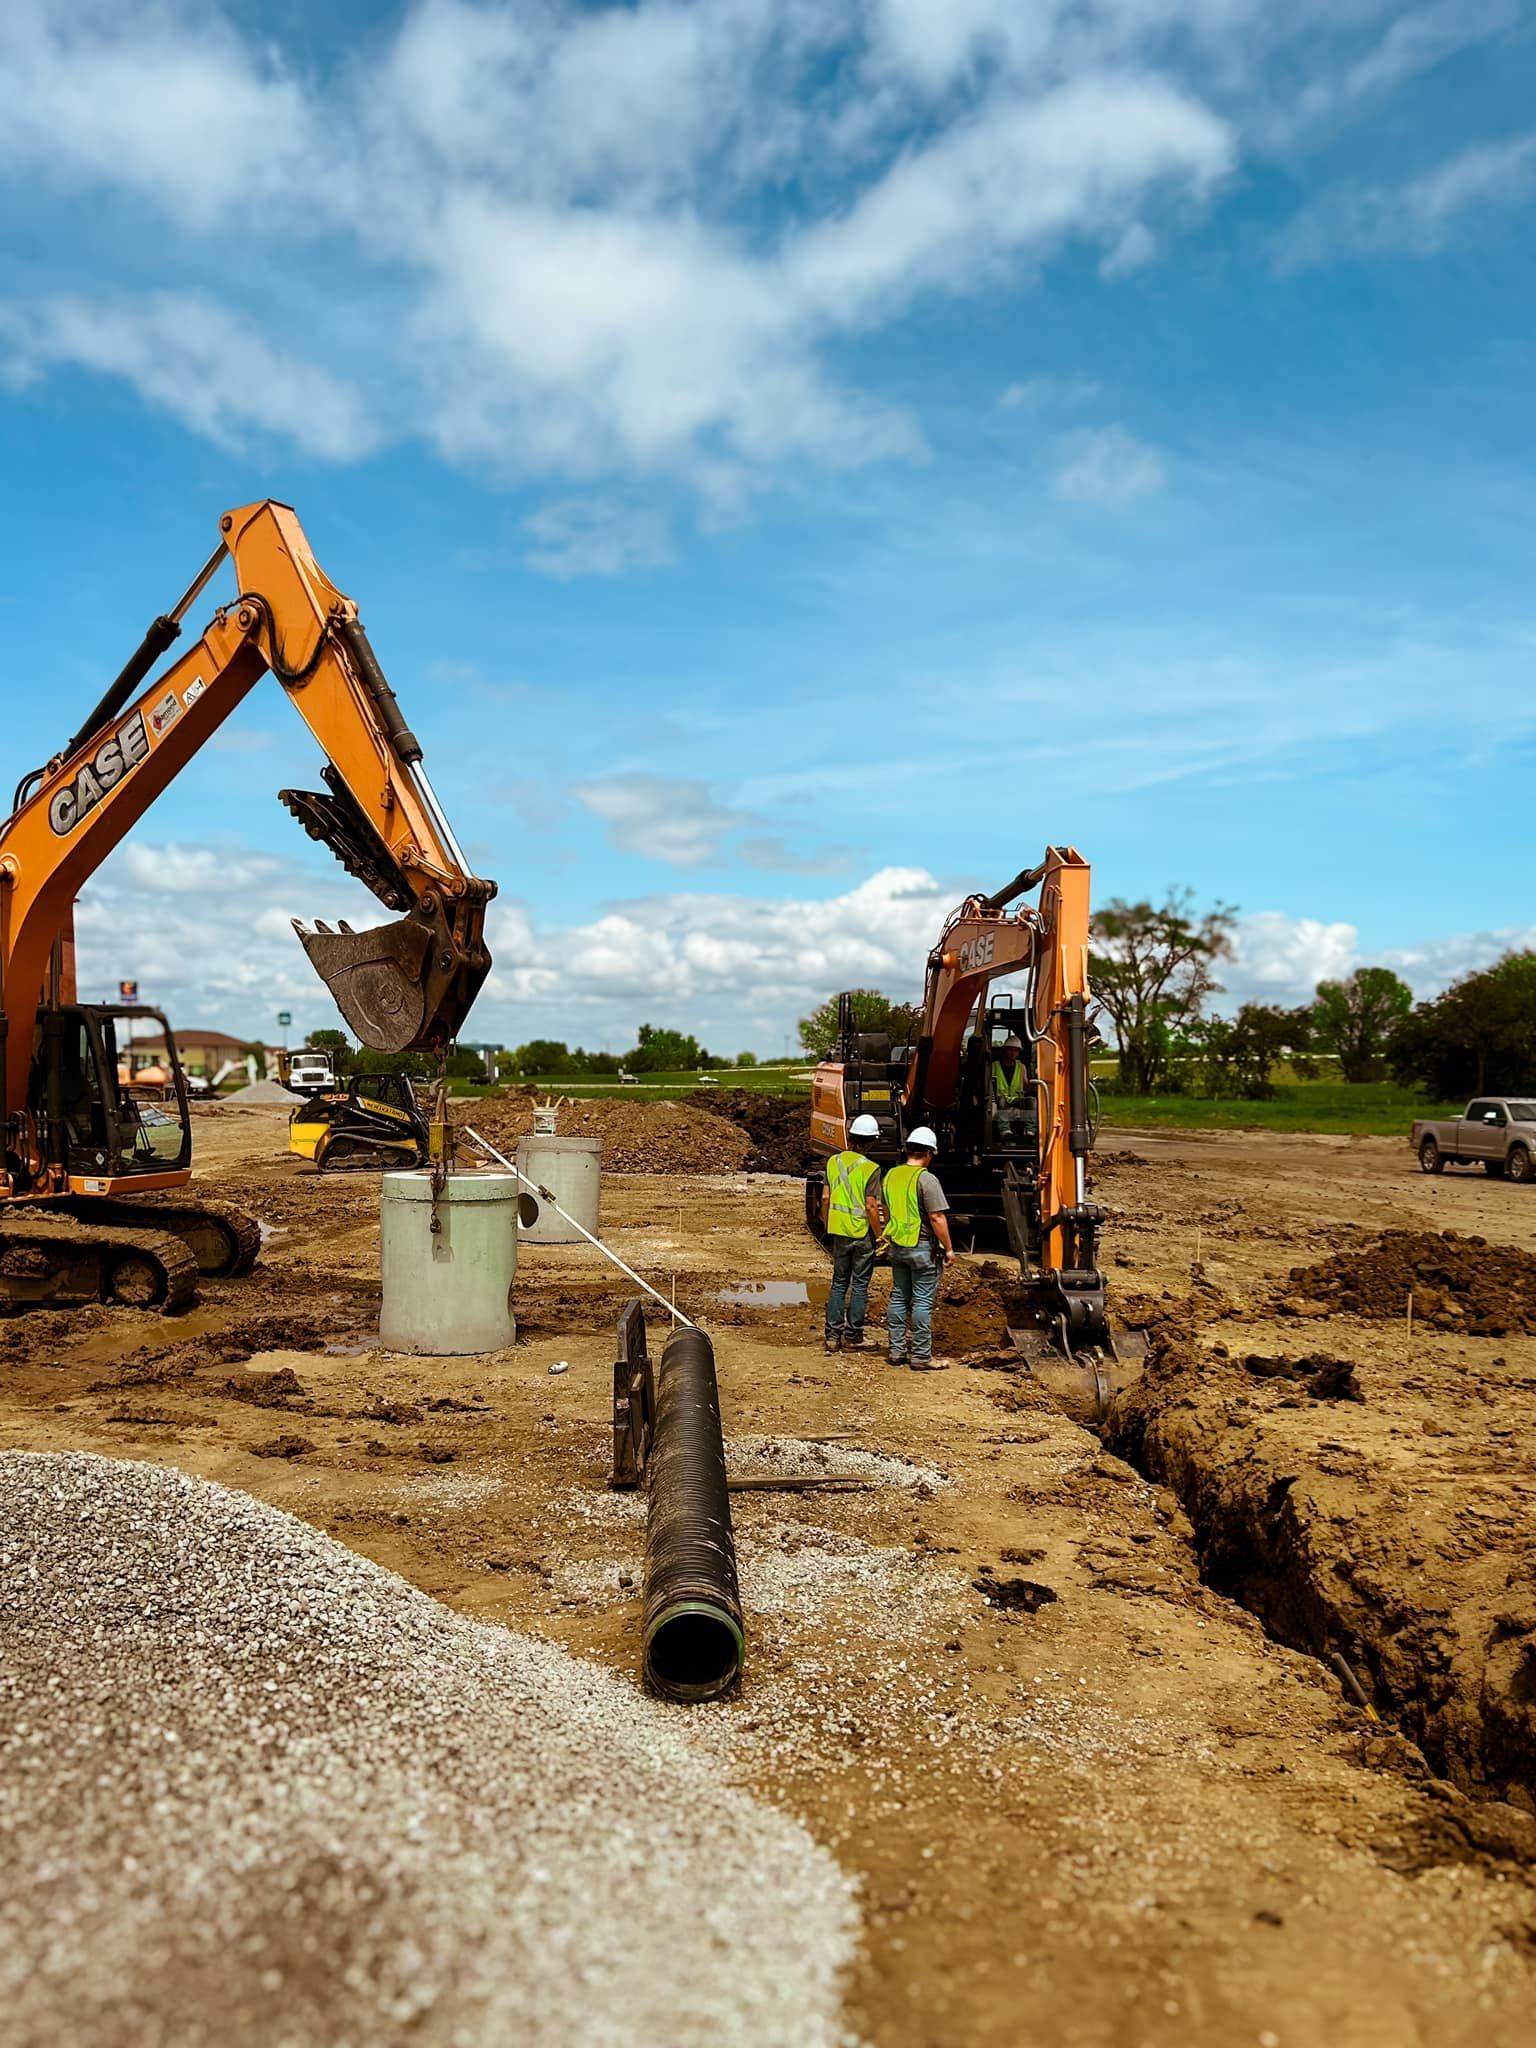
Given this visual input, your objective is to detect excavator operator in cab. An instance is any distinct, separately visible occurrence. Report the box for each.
[991,1034,1034,1149]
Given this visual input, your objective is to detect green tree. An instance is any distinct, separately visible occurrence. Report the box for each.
[446,1046,488,1080]
[1391,952,1536,1098]
[512,1039,576,1075]
[305,1027,352,1074]
[1189,1004,1312,1099]
[1090,891,1235,1093]
[627,1024,702,1072]
[1311,967,1412,1083]
[735,1050,758,1068]
[797,989,922,1059]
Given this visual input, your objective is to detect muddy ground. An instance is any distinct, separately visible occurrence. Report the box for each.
[3,1106,1536,2046]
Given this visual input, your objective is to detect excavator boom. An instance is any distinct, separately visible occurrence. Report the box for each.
[0,500,494,1112]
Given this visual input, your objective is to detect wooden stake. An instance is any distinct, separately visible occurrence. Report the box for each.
[1406,1290,1414,1345]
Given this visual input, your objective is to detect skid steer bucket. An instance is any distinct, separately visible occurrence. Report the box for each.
[294,902,489,1054]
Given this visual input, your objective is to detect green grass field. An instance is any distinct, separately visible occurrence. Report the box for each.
[488,1068,1451,1138]
[1094,1081,1459,1137]
[478,1067,814,1101]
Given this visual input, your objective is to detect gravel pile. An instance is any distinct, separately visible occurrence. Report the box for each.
[223,1079,303,1105]
[0,1453,858,2048]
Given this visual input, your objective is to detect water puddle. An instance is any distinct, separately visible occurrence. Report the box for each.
[715,1280,810,1307]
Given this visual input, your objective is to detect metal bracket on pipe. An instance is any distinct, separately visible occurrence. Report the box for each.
[611,1299,654,1490]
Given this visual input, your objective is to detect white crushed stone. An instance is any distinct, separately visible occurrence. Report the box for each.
[0,1452,859,2048]
[223,1080,303,1104]
[727,1434,951,1492]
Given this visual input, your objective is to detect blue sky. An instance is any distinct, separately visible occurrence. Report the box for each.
[1,0,1533,1053]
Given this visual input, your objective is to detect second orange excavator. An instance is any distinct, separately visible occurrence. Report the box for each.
[808,847,1139,1414]
[0,500,494,1308]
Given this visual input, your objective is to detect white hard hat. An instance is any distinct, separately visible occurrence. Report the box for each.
[849,1113,880,1138]
[906,1125,938,1151]
[1002,1035,1024,1052]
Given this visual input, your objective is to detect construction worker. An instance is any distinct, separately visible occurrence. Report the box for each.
[992,1034,1033,1148]
[882,1125,955,1371]
[821,1112,884,1353]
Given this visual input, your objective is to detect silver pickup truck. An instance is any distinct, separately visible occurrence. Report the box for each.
[1412,1097,1536,1182]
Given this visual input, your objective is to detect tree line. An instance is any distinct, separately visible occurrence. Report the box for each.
[1090,893,1536,1099]
[792,893,1536,1101]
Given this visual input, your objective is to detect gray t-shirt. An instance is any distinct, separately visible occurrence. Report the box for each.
[915,1168,948,1246]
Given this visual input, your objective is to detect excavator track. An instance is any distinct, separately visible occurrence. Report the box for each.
[318,1135,425,1173]
[0,1212,199,1312]
[62,1195,262,1278]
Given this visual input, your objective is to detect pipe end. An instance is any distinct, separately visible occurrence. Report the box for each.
[644,1600,744,1703]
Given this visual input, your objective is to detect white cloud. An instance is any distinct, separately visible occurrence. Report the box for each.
[999,374,1101,411]
[1223,911,1358,1006]
[1222,910,1536,1008]
[0,2,1238,508]
[1051,424,1167,504]
[1275,133,1536,270]
[572,773,850,873]
[1292,0,1520,128]
[1099,220,1157,278]
[0,294,376,460]
[75,834,1536,1053]
[523,497,676,579]
[572,774,750,867]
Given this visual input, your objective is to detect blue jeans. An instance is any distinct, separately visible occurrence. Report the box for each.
[887,1242,939,1363]
[826,1235,876,1339]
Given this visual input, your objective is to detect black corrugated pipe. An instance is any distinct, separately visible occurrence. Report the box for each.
[643,1325,744,1702]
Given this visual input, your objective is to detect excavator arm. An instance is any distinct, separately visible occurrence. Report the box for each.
[0,500,494,1110]
[908,848,1095,1289]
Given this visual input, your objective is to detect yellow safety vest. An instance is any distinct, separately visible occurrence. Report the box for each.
[884,1163,926,1248]
[993,1059,1024,1103]
[826,1151,878,1238]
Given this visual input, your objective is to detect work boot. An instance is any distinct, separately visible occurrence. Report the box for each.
[909,1357,953,1372]
[842,1329,872,1351]
[823,1333,841,1355]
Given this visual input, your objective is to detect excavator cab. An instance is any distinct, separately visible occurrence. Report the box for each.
[22,1006,190,1193]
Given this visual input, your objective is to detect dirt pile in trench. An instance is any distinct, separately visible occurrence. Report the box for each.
[463,1092,752,1175]
[712,1091,818,1175]
[1108,1332,1536,1832]
[1280,1228,1536,1336]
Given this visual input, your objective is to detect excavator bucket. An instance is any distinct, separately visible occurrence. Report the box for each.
[1007,1317,1147,1427]
[293,904,489,1054]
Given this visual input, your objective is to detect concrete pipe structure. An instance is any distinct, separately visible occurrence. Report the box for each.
[379,1170,518,1354]
[515,1133,601,1245]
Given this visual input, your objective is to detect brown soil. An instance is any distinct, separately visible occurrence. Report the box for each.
[2,1104,1535,2045]
[464,1090,752,1174]
[1280,1227,1536,1335]
[712,1089,821,1174]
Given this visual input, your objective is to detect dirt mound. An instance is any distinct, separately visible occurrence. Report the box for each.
[712,1092,818,1175]
[463,1093,751,1175]
[1281,1229,1536,1336]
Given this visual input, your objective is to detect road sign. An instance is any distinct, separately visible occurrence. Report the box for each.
[119,980,139,1002]
[277,1011,292,1027]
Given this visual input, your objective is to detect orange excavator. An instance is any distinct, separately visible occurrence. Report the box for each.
[809,848,1137,1410]
[0,500,494,1308]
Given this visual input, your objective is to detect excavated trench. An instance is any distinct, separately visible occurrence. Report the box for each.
[1100,1236,1536,1865]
